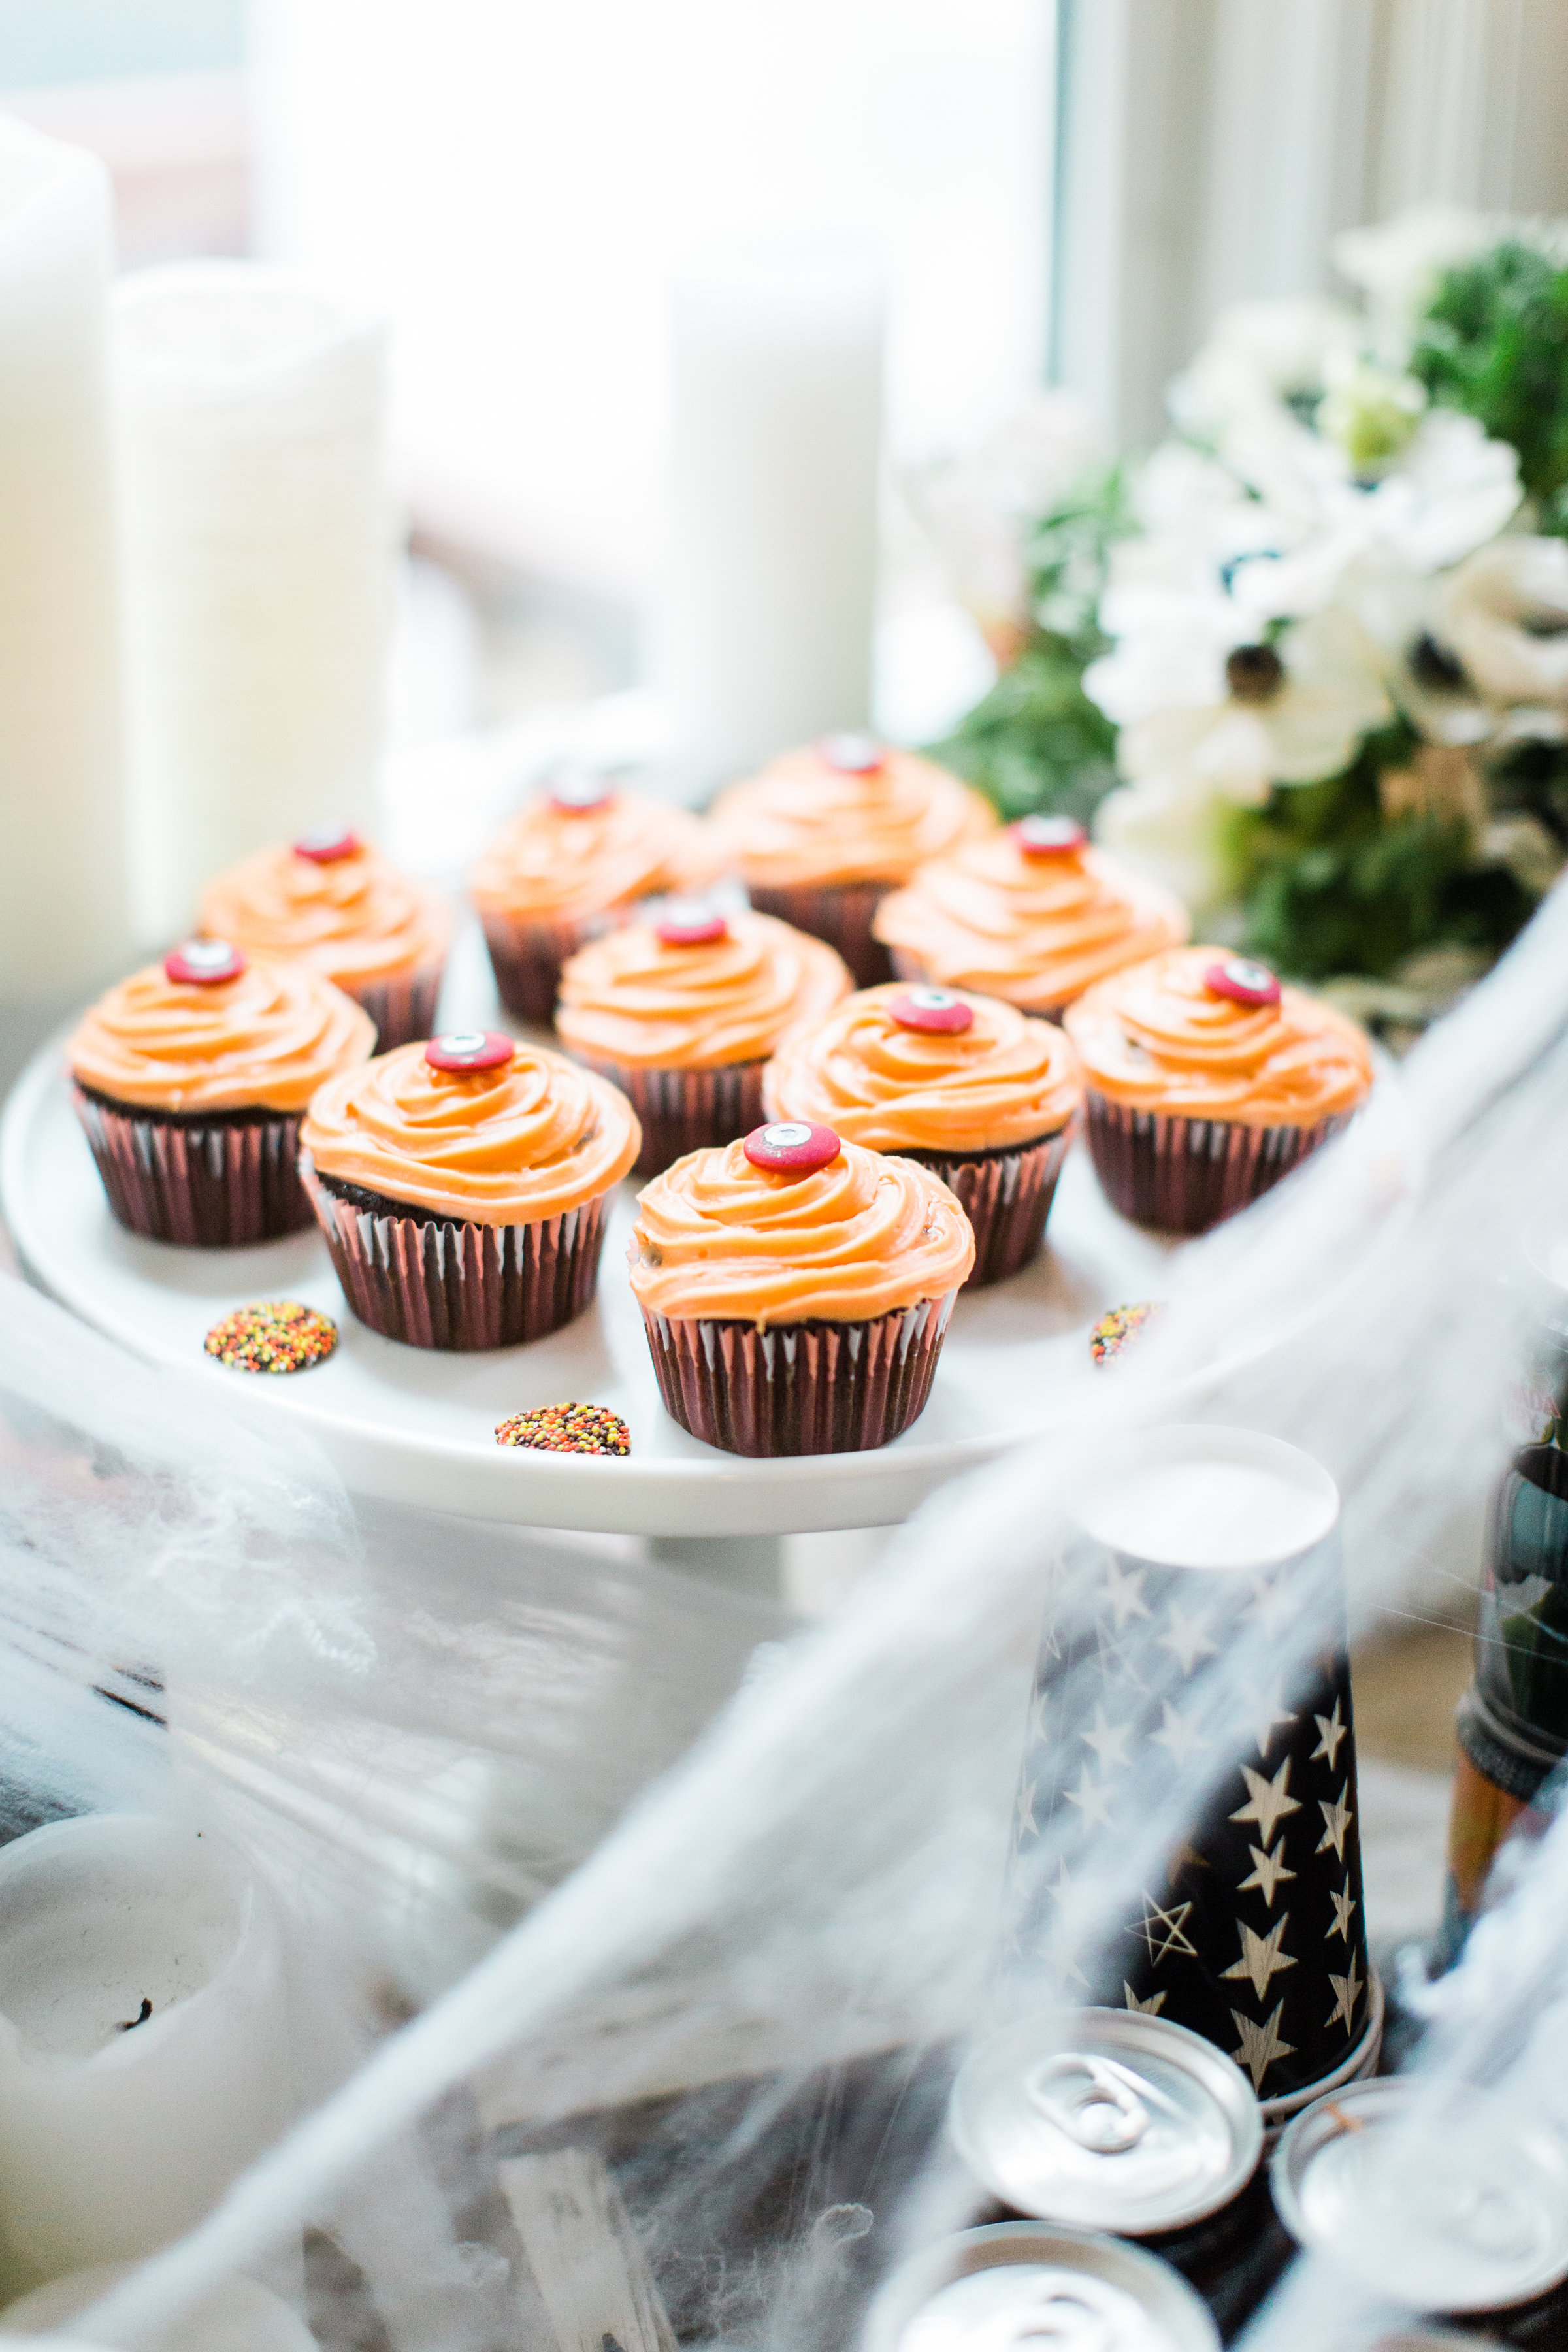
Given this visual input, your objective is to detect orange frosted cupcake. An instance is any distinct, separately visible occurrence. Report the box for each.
[68,940,374,1247]
[1064,947,1373,1235]
[629,1120,974,1455]
[872,814,1190,1018]
[470,771,727,1024]
[555,906,851,1176]
[764,983,1082,1287]
[199,828,451,1049]
[300,1030,640,1350]
[710,732,995,987]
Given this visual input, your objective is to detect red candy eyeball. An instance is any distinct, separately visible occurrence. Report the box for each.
[656,906,728,947]
[425,1029,515,1073]
[887,986,975,1035]
[743,1120,841,1176]
[817,731,885,776]
[547,768,615,815]
[1013,814,1086,858]
[292,826,361,864]
[1204,956,1281,1009]
[165,939,246,986]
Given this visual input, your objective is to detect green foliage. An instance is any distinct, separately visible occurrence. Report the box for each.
[1411,240,1568,508]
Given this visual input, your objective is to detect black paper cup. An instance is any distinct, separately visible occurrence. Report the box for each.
[1084,1092,1351,1235]
[72,1083,311,1247]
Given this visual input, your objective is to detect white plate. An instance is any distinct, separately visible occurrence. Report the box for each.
[1,1039,1185,1536]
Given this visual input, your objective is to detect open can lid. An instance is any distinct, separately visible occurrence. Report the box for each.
[862,2221,1220,2352]
[949,2010,1262,2238]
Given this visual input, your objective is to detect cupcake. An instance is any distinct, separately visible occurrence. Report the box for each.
[470,770,727,1024]
[68,940,374,1247]
[872,814,1190,1018]
[299,1029,640,1349]
[710,732,995,987]
[1064,947,1374,1235]
[199,828,451,1049]
[763,983,1082,1287]
[629,1120,974,1456]
[555,906,851,1176]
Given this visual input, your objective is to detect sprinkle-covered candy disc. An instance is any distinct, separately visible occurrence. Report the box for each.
[495,1403,630,1456]
[165,939,246,986]
[1013,814,1086,858]
[292,826,361,864]
[547,769,614,814]
[425,1030,515,1073]
[887,986,975,1036]
[818,730,885,775]
[205,1300,338,1374]
[1204,956,1281,1008]
[657,907,728,947]
[1089,1301,1164,1365]
[743,1119,841,1176]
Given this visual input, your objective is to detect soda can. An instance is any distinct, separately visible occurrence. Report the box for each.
[861,2219,1220,2352]
[1011,1428,1380,2128]
[1271,2079,1568,2339]
[948,2010,1286,2339]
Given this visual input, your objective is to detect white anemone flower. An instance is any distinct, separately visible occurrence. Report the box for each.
[1094,768,1237,922]
[904,391,1102,649]
[1338,553,1494,749]
[1331,204,1496,359]
[1168,297,1359,442]
[1433,538,1568,715]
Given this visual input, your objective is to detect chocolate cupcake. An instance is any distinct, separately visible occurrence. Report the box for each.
[628,1120,974,1456]
[1064,947,1373,1235]
[68,941,374,1247]
[199,828,451,1049]
[872,813,1189,1019]
[763,982,1082,1287]
[299,1029,640,1349]
[470,771,727,1024]
[555,906,851,1176]
[710,732,994,987]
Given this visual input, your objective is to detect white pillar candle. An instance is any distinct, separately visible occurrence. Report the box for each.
[666,237,884,793]
[0,116,129,1003]
[0,1817,292,2301]
[1,2263,314,2352]
[112,262,390,945]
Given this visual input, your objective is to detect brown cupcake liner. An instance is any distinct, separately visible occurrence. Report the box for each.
[748,881,895,988]
[1085,1092,1351,1235]
[640,1290,956,1456]
[348,957,447,1051]
[887,945,1067,1024]
[299,1154,608,1350]
[903,1120,1076,1288]
[478,910,613,1026]
[568,1053,764,1177]
[72,1083,312,1247]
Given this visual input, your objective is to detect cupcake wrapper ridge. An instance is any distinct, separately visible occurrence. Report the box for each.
[73,1086,312,1247]
[479,911,612,1026]
[641,1292,955,1457]
[350,957,447,1051]
[905,1122,1076,1288]
[569,1053,764,1177]
[301,1156,607,1349]
[748,881,894,989]
[1085,1094,1351,1235]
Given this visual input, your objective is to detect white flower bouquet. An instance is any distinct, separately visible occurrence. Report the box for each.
[920,206,1568,1036]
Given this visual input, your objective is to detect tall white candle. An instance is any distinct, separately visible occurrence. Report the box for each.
[112,262,390,945]
[0,116,129,1002]
[666,236,883,793]
[0,2263,315,2352]
[0,1816,292,2300]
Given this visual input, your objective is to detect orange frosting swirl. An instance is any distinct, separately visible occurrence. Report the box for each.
[69,957,374,1113]
[556,911,851,1071]
[1064,947,1374,1128]
[629,1136,975,1326]
[764,985,1083,1152]
[199,840,451,990]
[711,743,995,889]
[873,834,1190,1013]
[470,791,727,925]
[301,1038,640,1223]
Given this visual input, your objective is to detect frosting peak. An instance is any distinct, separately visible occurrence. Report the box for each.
[69,956,374,1112]
[1064,945,1374,1128]
[555,909,851,1070]
[711,742,995,889]
[629,1136,975,1326]
[199,839,451,989]
[470,790,726,924]
[764,984,1083,1152]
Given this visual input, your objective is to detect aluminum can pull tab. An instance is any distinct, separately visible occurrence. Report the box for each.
[1026,2055,1153,2155]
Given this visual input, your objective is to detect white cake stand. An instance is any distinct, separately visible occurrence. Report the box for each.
[1,1033,1187,1537]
